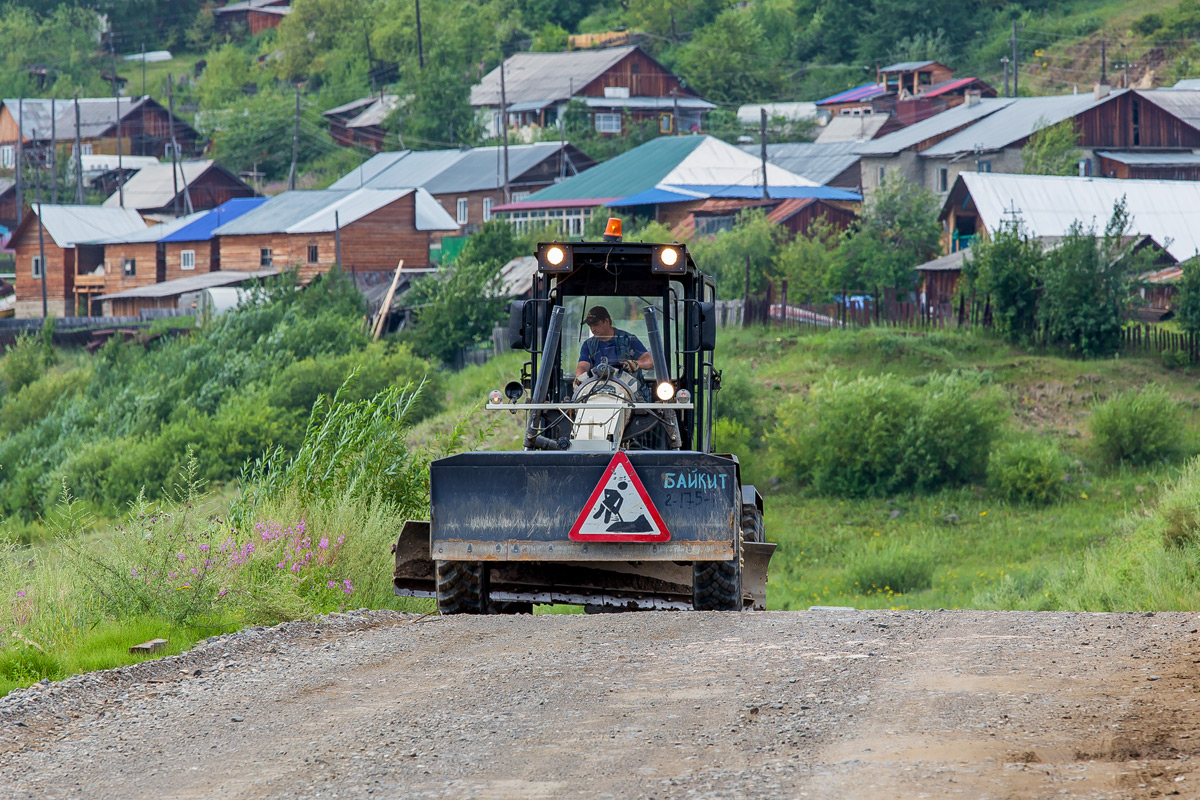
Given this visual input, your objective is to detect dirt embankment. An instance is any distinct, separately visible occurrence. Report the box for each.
[1,609,1199,799]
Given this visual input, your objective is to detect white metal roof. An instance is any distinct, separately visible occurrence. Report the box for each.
[737,102,819,126]
[97,269,278,300]
[657,136,817,188]
[32,205,146,248]
[956,172,1200,262]
[922,91,1127,156]
[214,187,458,235]
[815,114,892,144]
[85,210,208,245]
[102,161,223,210]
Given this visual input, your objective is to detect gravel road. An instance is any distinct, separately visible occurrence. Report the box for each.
[2,608,1198,799]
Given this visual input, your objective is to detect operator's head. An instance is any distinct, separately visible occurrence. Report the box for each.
[584,305,614,336]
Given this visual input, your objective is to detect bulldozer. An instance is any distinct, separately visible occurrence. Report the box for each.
[392,220,775,613]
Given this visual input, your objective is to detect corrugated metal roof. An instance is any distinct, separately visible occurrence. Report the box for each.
[323,96,378,118]
[740,142,861,186]
[32,205,146,248]
[332,143,576,194]
[879,60,938,73]
[583,96,715,110]
[509,137,703,203]
[923,77,984,98]
[499,255,537,298]
[212,188,457,235]
[86,210,209,244]
[101,161,233,210]
[213,0,289,14]
[816,83,888,106]
[1137,89,1200,128]
[857,98,1012,155]
[915,248,972,272]
[97,269,279,300]
[3,97,150,141]
[1171,79,1200,90]
[814,114,892,143]
[956,172,1200,262]
[1096,150,1200,166]
[346,95,402,129]
[736,102,819,126]
[922,91,1128,156]
[607,184,858,207]
[157,198,269,243]
[471,46,639,106]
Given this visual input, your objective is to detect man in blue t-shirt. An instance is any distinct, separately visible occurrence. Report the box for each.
[574,305,653,383]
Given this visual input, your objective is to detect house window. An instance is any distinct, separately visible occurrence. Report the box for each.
[123,258,136,276]
[877,166,886,184]
[594,113,622,134]
[976,160,992,173]
[181,250,195,270]
[80,143,92,155]
[483,197,493,222]
[512,191,531,202]
[659,113,673,134]
[260,248,272,267]
[164,142,177,158]
[936,167,948,193]
[1,145,13,169]
[696,215,736,235]
[307,244,319,263]
[31,256,42,278]
[456,198,468,225]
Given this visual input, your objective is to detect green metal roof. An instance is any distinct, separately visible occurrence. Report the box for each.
[523,136,708,202]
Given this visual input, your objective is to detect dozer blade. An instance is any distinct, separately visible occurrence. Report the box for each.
[393,521,777,610]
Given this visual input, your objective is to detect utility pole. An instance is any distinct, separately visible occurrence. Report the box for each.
[110,33,125,207]
[1001,56,1010,97]
[15,96,23,227]
[415,0,424,70]
[33,128,47,318]
[169,74,180,216]
[73,92,84,204]
[288,86,300,191]
[760,108,769,199]
[1011,20,1019,97]
[50,98,57,205]
[500,55,510,203]
[1101,39,1107,85]
[141,42,146,98]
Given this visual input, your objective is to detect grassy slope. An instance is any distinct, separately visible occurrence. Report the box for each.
[436,325,1200,612]
[715,325,1199,611]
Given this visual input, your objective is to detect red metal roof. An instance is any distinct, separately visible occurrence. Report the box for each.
[923,77,985,98]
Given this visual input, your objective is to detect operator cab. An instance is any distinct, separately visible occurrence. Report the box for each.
[494,218,719,454]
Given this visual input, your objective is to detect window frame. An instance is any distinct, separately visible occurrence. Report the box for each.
[123,257,136,277]
[31,255,43,279]
[482,197,493,222]
[594,113,622,134]
[1,145,14,169]
[936,166,949,193]
[307,244,319,263]
[456,197,469,225]
[260,248,273,267]
[180,249,195,271]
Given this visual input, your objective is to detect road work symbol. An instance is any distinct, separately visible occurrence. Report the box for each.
[570,452,670,542]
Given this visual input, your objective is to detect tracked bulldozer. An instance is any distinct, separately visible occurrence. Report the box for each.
[393,220,775,612]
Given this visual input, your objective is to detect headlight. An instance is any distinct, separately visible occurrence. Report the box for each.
[538,242,572,272]
[652,244,686,274]
[675,388,691,404]
[655,381,676,401]
[489,390,503,404]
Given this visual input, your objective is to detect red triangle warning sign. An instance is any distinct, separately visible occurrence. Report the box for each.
[569,452,670,542]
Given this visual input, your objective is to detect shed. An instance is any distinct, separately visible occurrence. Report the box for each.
[102,160,256,215]
[158,197,268,281]
[98,268,277,317]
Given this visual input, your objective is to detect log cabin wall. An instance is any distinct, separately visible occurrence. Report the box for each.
[218,233,291,273]
[12,221,73,317]
[158,168,256,213]
[776,200,858,238]
[164,240,217,281]
[102,242,160,295]
[337,195,432,271]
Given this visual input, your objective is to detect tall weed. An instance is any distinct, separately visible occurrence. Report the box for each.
[988,439,1070,505]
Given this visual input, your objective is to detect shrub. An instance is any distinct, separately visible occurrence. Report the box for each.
[712,418,753,457]
[0,331,52,396]
[1162,348,1191,370]
[1089,385,1181,466]
[0,368,90,436]
[988,439,1069,505]
[773,372,1002,496]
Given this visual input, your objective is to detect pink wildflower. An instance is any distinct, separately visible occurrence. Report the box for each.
[15,589,27,598]
[326,580,336,589]
[319,537,329,550]
[342,579,354,595]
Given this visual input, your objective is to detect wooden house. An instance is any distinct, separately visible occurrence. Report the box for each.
[323,95,402,153]
[0,179,15,232]
[212,187,458,280]
[159,197,268,282]
[102,160,257,216]
[213,0,291,35]
[8,205,145,318]
[816,62,994,128]
[0,97,202,179]
[329,142,595,236]
[470,46,714,138]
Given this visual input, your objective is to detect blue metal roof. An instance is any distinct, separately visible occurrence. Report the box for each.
[816,82,888,106]
[158,198,269,243]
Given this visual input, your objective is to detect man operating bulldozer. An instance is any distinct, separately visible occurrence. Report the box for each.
[574,305,654,384]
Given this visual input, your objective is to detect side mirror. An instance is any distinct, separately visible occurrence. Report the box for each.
[507,300,534,350]
[686,301,717,351]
